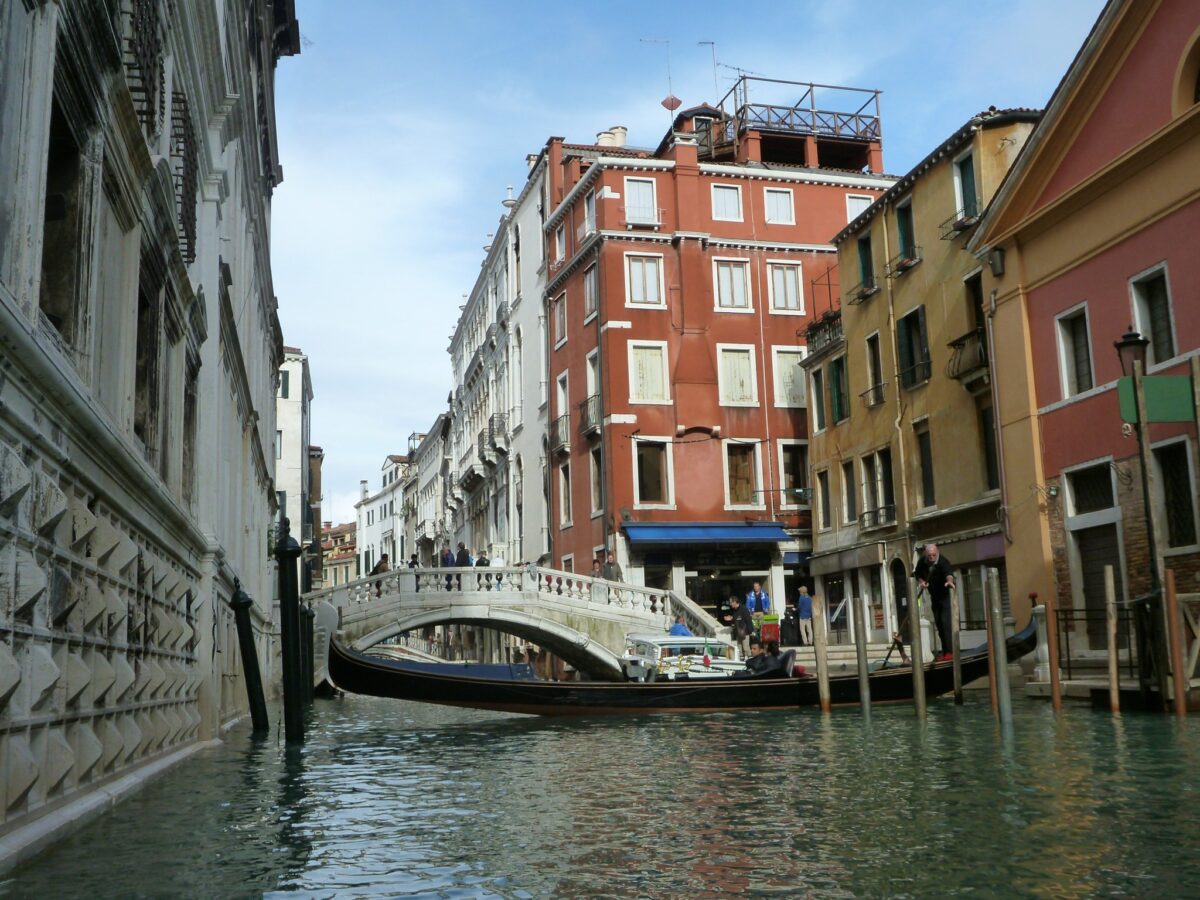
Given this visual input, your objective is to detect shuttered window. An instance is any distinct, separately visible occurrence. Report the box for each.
[727,443,758,506]
[916,423,935,507]
[711,185,741,221]
[1155,442,1197,548]
[715,260,750,309]
[719,347,755,404]
[897,306,931,388]
[781,443,808,503]
[817,470,831,528]
[1132,271,1174,365]
[829,356,848,422]
[626,255,662,305]
[629,343,667,402]
[584,265,598,318]
[636,441,669,505]
[956,154,978,218]
[896,202,916,258]
[1057,309,1093,396]
[769,263,802,311]
[811,369,826,430]
[765,188,794,224]
[773,348,806,406]
[625,178,657,224]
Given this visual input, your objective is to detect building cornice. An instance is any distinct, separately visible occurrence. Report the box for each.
[544,158,676,232]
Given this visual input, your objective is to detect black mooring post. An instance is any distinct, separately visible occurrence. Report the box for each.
[301,604,315,703]
[229,582,269,734]
[276,518,305,743]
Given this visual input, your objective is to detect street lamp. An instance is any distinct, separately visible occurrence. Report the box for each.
[1114,326,1150,377]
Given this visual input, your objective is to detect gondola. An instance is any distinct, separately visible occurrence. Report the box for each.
[326,620,1038,717]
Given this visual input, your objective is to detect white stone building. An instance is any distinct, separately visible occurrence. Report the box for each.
[355,454,410,574]
[407,419,451,565]
[275,346,314,585]
[0,0,298,856]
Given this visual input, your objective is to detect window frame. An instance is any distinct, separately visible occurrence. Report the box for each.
[895,198,916,258]
[845,193,874,224]
[710,183,743,222]
[716,343,759,407]
[712,257,754,313]
[811,368,827,433]
[558,459,572,528]
[1054,301,1095,400]
[1128,262,1177,370]
[816,469,832,531]
[914,420,935,510]
[777,439,809,510]
[627,339,672,405]
[841,459,857,525]
[624,176,659,225]
[1151,436,1199,554]
[590,444,604,517]
[763,187,795,225]
[771,345,808,408]
[553,292,567,349]
[897,305,931,389]
[583,263,599,322]
[953,149,978,219]
[583,190,596,235]
[828,354,849,423]
[632,436,676,509]
[766,260,804,315]
[722,438,765,511]
[624,251,666,309]
[555,223,566,262]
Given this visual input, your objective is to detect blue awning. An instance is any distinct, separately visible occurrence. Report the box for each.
[624,522,791,544]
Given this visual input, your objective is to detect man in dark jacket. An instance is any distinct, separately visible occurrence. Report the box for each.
[722,595,754,657]
[454,542,470,590]
[914,543,955,658]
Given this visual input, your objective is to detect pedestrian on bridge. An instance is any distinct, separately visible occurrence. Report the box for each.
[441,544,455,590]
[601,551,622,583]
[369,553,389,597]
[455,543,470,590]
[475,548,491,590]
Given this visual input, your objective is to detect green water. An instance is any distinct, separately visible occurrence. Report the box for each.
[4,693,1199,898]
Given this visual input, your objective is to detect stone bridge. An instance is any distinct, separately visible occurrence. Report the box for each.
[305,565,722,683]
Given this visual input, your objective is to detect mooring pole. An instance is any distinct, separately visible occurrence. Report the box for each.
[301,604,316,703]
[1041,589,1063,713]
[987,567,1012,725]
[851,595,870,713]
[813,593,831,713]
[276,518,305,743]
[910,584,927,718]
[950,584,962,705]
[1165,568,1188,718]
[229,583,269,734]
[1104,565,1121,714]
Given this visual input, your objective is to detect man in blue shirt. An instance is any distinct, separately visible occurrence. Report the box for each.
[796,586,814,646]
[668,614,692,636]
[746,581,770,631]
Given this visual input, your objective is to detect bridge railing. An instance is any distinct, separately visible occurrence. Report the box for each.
[303,565,723,637]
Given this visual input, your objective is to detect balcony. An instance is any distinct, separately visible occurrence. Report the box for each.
[495,298,509,324]
[946,328,990,396]
[477,428,495,466]
[488,413,509,453]
[859,382,887,408]
[550,413,571,455]
[620,206,664,230]
[898,359,933,389]
[939,201,981,240]
[576,217,597,243]
[458,464,485,491]
[860,504,897,530]
[845,274,880,305]
[885,246,922,277]
[579,394,601,437]
[804,310,844,362]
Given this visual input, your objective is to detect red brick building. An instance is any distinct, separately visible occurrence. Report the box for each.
[542,79,894,614]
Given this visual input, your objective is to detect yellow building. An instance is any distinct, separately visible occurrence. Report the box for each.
[803,109,1039,647]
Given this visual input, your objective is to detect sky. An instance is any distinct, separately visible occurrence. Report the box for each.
[270,0,1106,525]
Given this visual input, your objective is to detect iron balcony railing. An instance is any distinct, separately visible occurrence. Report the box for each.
[859,382,886,408]
[845,274,880,305]
[939,199,982,240]
[859,504,897,530]
[899,359,933,389]
[621,206,664,228]
[805,311,844,360]
[946,328,988,381]
[477,428,493,465]
[579,394,601,436]
[550,414,571,454]
[885,246,922,277]
[488,413,508,451]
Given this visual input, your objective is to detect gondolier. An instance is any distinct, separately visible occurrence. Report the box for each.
[913,543,955,659]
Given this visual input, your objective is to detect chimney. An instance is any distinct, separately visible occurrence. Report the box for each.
[359,479,368,500]
[609,125,628,147]
[526,153,538,171]
[596,130,615,147]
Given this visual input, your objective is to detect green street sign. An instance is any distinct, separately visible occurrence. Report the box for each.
[1117,375,1196,424]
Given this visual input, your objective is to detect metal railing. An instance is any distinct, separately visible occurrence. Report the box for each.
[579,394,601,435]
[845,274,879,305]
[805,312,844,359]
[1055,606,1137,680]
[488,413,508,451]
[899,359,932,388]
[859,504,896,529]
[939,200,982,240]
[946,329,988,381]
[859,382,886,408]
[621,206,664,228]
[886,246,922,277]
[550,414,571,453]
[477,428,492,464]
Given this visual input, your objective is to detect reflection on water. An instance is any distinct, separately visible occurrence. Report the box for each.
[4,694,1200,897]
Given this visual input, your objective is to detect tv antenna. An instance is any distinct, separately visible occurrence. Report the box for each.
[640,37,680,120]
[697,41,719,96]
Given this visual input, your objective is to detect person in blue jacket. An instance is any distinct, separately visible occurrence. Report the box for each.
[796,585,814,646]
[745,581,770,631]
[668,614,692,636]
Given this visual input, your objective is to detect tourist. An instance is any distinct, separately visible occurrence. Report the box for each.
[441,544,455,589]
[369,553,389,597]
[797,586,814,646]
[723,595,754,657]
[668,614,692,637]
[744,638,771,674]
[475,548,490,590]
[601,550,622,583]
[914,542,956,659]
[408,553,420,592]
[591,558,603,579]
[455,542,470,589]
[745,581,771,631]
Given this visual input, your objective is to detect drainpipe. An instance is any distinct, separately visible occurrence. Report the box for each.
[985,286,1013,544]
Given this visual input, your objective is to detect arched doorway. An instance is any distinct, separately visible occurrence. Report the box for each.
[889,558,910,641]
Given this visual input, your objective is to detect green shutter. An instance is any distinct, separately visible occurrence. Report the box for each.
[897,316,913,386]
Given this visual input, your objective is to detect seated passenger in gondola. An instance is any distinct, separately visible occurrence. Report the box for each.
[744,639,772,675]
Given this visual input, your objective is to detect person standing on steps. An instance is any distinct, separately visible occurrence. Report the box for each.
[796,585,814,646]
[745,581,770,633]
[914,542,956,660]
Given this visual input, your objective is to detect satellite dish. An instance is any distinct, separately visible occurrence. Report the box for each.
[661,94,682,112]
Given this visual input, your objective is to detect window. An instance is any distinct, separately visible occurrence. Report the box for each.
[1067,463,1113,515]
[133,268,162,458]
[276,430,282,460]
[828,356,849,423]
[779,442,808,508]
[555,371,569,419]
[1130,267,1175,366]
[553,293,567,347]
[713,259,751,311]
[559,461,572,525]
[585,349,600,396]
[896,201,916,258]
[966,271,985,330]
[1154,441,1197,549]
[864,333,884,406]
[634,439,673,506]
[772,347,806,407]
[625,253,664,306]
[816,470,831,529]
[718,345,757,406]
[846,194,873,223]
[584,265,598,320]
[860,448,895,524]
[628,341,670,403]
[954,153,978,219]
[590,446,603,514]
[764,188,794,224]
[767,262,803,313]
[583,190,596,235]
[857,235,874,286]
[842,460,857,524]
[625,177,657,224]
[555,223,565,261]
[811,369,826,431]
[897,306,931,388]
[980,406,1000,491]
[1056,306,1094,398]
[915,422,935,508]
[711,184,742,221]
[279,369,290,398]
[39,100,84,348]
[725,441,762,508]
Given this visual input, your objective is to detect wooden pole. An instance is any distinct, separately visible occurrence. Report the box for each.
[1165,568,1188,717]
[852,594,871,712]
[988,567,1013,724]
[1042,589,1063,713]
[1104,564,1121,714]
[910,583,927,717]
[814,593,831,713]
[950,584,963,705]
[984,583,998,713]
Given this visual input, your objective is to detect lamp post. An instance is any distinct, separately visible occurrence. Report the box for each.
[1113,326,1167,706]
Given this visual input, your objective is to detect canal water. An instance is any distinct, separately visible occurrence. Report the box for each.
[4,693,1200,898]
